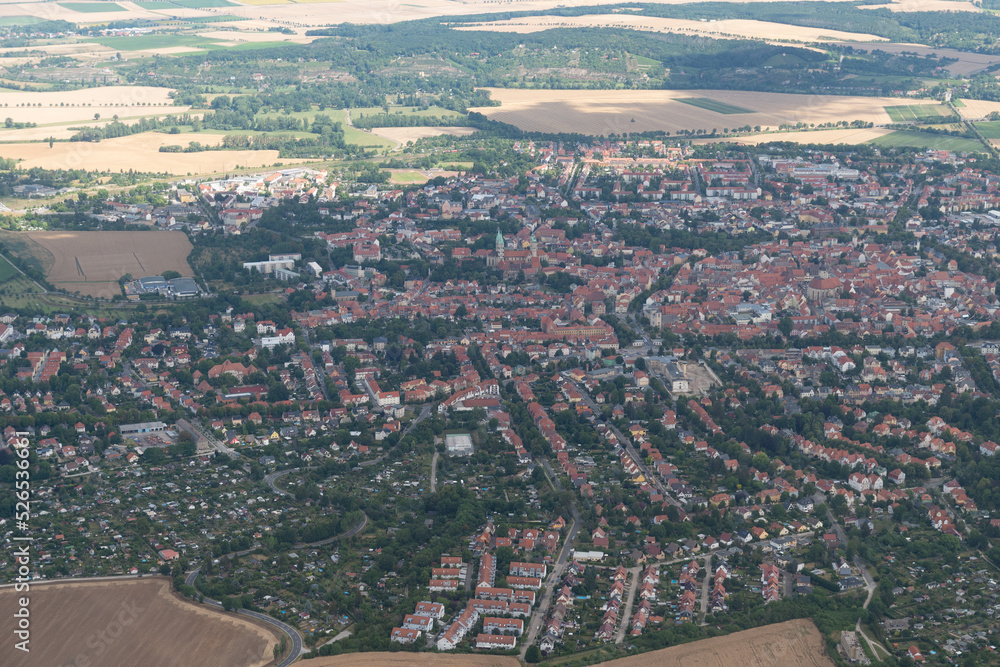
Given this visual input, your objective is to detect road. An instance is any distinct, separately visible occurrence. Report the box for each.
[563,375,680,507]
[821,497,877,609]
[519,497,581,660]
[429,451,439,493]
[615,566,642,643]
[185,565,304,667]
[697,555,712,625]
[360,403,433,468]
[265,468,301,497]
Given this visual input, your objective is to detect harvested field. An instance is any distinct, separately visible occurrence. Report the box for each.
[453,14,888,44]
[388,168,460,184]
[0,132,288,175]
[956,99,1000,120]
[27,230,193,297]
[0,577,279,667]
[0,86,178,124]
[696,127,893,145]
[305,654,519,667]
[602,619,835,667]
[472,88,911,136]
[369,126,477,143]
[829,41,1000,76]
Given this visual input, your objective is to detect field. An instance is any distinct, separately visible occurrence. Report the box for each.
[26,230,193,298]
[678,97,753,114]
[828,42,1000,76]
[0,132,293,175]
[388,168,461,184]
[369,126,477,144]
[472,88,913,136]
[869,129,984,152]
[884,104,950,122]
[0,577,279,667]
[453,14,889,44]
[0,0,978,29]
[59,2,126,12]
[0,254,19,284]
[0,86,178,125]
[957,98,1000,120]
[306,655,519,667]
[601,619,835,667]
[696,127,895,146]
[975,121,1000,139]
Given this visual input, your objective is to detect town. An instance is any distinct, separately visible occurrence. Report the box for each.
[2,138,1000,666]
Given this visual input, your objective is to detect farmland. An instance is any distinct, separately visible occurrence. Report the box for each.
[453,14,889,44]
[369,126,477,144]
[0,133,291,175]
[696,127,894,146]
[26,230,193,298]
[678,98,753,115]
[0,578,279,667]
[471,88,911,136]
[601,619,835,667]
[869,129,984,152]
[0,86,179,125]
[59,2,126,12]
[306,654,519,667]
[884,104,951,122]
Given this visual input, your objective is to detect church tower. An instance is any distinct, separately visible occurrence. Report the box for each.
[530,232,538,259]
[496,228,505,262]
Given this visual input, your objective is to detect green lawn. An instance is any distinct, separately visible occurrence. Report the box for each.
[59,2,126,12]
[89,34,223,51]
[351,105,463,119]
[173,0,235,6]
[677,97,752,115]
[133,0,176,8]
[869,130,984,152]
[0,254,19,283]
[884,104,950,123]
[0,16,46,26]
[88,34,291,52]
[951,98,965,107]
[974,121,1000,139]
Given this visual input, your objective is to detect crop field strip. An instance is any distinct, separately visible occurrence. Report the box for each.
[677,97,754,115]
[884,104,949,122]
[58,2,126,12]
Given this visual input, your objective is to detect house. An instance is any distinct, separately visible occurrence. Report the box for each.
[390,627,421,644]
[476,634,517,650]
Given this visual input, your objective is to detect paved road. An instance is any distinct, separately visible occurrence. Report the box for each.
[429,451,439,493]
[820,496,877,608]
[564,375,681,507]
[360,403,433,468]
[697,555,712,625]
[616,566,642,643]
[265,468,302,497]
[519,498,581,660]
[185,565,303,667]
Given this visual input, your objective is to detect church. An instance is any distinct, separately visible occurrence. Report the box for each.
[487,228,543,275]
